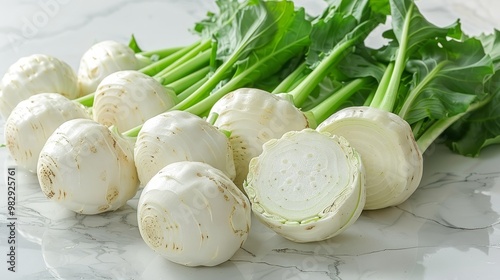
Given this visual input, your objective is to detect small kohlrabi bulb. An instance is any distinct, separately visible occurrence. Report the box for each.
[77,40,141,96]
[244,129,365,243]
[209,88,309,190]
[5,93,91,173]
[92,70,177,132]
[317,106,423,210]
[137,161,251,267]
[37,119,139,214]
[0,54,79,119]
[134,110,236,186]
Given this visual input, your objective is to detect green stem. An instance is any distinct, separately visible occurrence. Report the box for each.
[363,88,376,106]
[271,62,307,94]
[288,40,354,108]
[416,96,493,152]
[411,120,424,137]
[398,61,449,119]
[152,39,211,78]
[370,62,394,107]
[372,3,414,112]
[171,45,243,111]
[165,66,210,95]
[139,40,202,76]
[138,46,184,59]
[176,76,209,102]
[124,124,141,137]
[74,92,95,107]
[156,50,211,85]
[305,78,371,128]
[181,66,246,116]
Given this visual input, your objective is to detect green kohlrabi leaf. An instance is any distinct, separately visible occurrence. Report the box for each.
[333,45,387,82]
[324,0,373,22]
[193,0,242,39]
[173,0,278,111]
[213,0,276,64]
[286,0,384,107]
[444,71,500,157]
[389,0,462,54]
[306,0,384,69]
[128,34,143,53]
[230,1,312,85]
[441,30,500,156]
[476,29,500,70]
[368,0,391,16]
[181,0,311,115]
[366,0,462,112]
[400,38,494,124]
[305,14,357,68]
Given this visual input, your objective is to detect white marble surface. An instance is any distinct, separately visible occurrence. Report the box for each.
[1,0,500,279]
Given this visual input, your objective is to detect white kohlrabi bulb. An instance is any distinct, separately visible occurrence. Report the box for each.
[77,40,141,96]
[134,110,236,186]
[317,106,423,210]
[244,129,365,243]
[92,70,177,132]
[37,119,139,214]
[209,88,309,190]
[137,161,251,267]
[5,93,91,173]
[0,54,79,119]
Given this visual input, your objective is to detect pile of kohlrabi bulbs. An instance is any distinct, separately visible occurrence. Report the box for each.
[2,0,500,267]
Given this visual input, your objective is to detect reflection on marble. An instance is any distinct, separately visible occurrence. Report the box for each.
[1,0,500,279]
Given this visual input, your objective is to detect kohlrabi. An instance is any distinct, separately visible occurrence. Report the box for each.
[5,93,91,173]
[0,54,79,119]
[77,40,146,96]
[133,110,236,186]
[37,119,139,214]
[244,129,365,243]
[137,161,250,267]
[209,88,309,189]
[92,70,177,132]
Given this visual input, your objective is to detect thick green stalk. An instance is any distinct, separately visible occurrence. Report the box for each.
[363,88,376,106]
[156,50,211,85]
[288,40,356,108]
[138,46,184,59]
[176,77,209,102]
[139,40,202,76]
[372,3,414,112]
[180,65,248,116]
[398,61,449,119]
[370,62,394,107]
[416,96,492,152]
[152,40,211,78]
[304,77,370,128]
[271,62,307,94]
[171,45,245,111]
[166,66,210,95]
[74,92,95,107]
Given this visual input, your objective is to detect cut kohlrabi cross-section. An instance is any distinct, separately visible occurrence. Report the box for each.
[244,128,365,243]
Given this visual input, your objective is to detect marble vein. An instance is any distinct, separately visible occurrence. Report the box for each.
[396,205,500,231]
